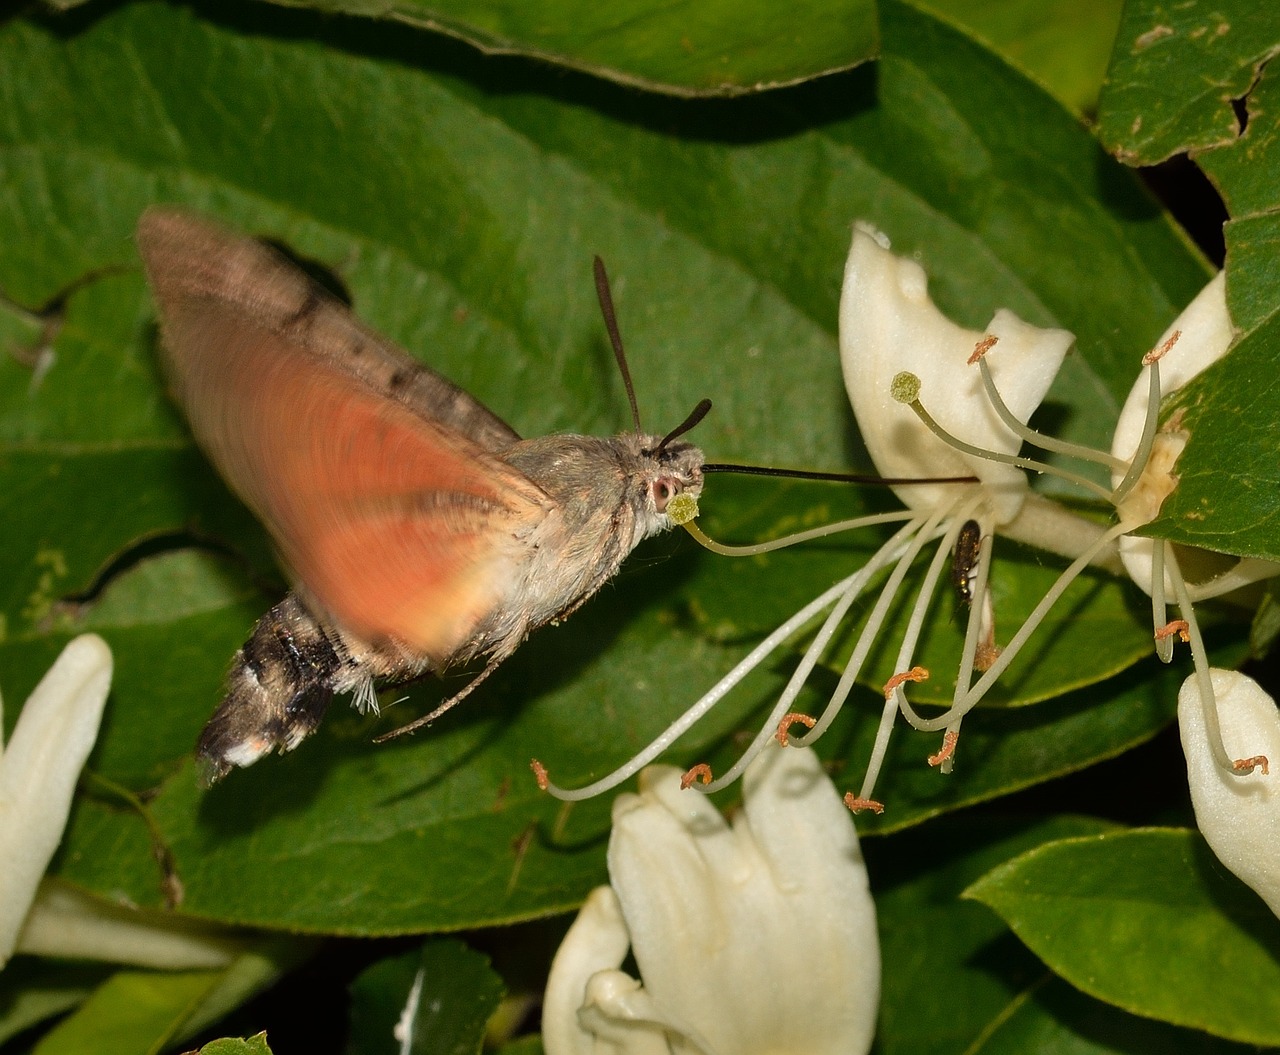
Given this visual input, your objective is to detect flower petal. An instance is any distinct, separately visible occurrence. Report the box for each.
[1111,273,1233,471]
[1110,273,1235,593]
[840,224,1072,524]
[544,886,634,1055]
[578,971,699,1055]
[17,878,240,969]
[1179,669,1280,917]
[0,634,112,965]
[607,746,879,1055]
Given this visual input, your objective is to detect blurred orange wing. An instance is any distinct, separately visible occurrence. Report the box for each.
[138,209,552,660]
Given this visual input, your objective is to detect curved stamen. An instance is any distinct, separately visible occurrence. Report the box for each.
[682,510,916,557]
[788,499,964,752]
[955,520,1131,713]
[893,375,1115,501]
[1151,539,1174,663]
[801,501,957,801]
[1110,358,1162,507]
[855,499,983,804]
[889,503,984,733]
[1165,545,1246,775]
[697,517,932,792]
[534,564,885,801]
[883,506,991,737]
[884,519,1130,748]
[975,354,1127,472]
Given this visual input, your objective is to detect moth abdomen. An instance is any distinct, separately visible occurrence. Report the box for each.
[198,594,344,782]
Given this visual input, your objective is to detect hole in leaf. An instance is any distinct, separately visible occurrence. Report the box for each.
[61,531,244,608]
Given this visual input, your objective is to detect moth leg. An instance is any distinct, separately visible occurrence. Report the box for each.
[197,594,341,783]
[372,655,506,743]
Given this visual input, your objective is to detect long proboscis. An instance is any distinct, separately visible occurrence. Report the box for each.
[703,463,979,486]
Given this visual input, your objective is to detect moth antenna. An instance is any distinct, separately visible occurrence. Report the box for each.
[656,398,713,453]
[593,256,643,434]
[372,657,504,743]
[703,463,980,486]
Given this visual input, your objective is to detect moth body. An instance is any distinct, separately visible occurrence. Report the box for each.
[137,208,704,780]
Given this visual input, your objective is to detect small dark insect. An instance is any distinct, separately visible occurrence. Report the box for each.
[950,519,983,606]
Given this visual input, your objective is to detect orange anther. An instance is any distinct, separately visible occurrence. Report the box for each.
[681,763,714,789]
[1143,329,1181,366]
[883,665,930,701]
[968,334,999,365]
[843,792,885,815]
[1154,619,1190,643]
[529,758,550,791]
[974,641,1002,672]
[1234,755,1269,776]
[776,712,818,746]
[928,729,959,768]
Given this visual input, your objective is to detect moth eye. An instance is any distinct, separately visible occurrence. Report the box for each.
[652,478,678,512]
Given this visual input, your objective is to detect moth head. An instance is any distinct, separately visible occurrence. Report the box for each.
[637,396,710,521]
[647,438,705,516]
[614,430,704,542]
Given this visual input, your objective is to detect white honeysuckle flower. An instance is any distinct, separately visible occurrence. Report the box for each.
[0,634,112,966]
[1104,273,1280,778]
[841,223,1072,525]
[1109,272,1233,522]
[543,744,879,1055]
[1179,669,1280,916]
[1,636,244,972]
[1109,271,1279,597]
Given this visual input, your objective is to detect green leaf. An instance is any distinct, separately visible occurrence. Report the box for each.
[309,0,879,98]
[1123,14,1280,561]
[24,944,296,1055]
[496,1039,543,1055]
[0,960,107,1046]
[1095,0,1280,165]
[903,0,1124,113]
[30,969,224,1055]
[0,0,1213,935]
[38,0,880,97]
[175,942,309,1046]
[1148,308,1280,561]
[347,939,505,1055]
[196,1035,274,1055]
[964,827,1280,1046]
[971,978,1264,1055]
[873,814,1118,1055]
[1197,61,1280,233]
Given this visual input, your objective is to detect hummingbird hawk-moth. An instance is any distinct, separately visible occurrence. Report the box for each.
[137,208,705,781]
